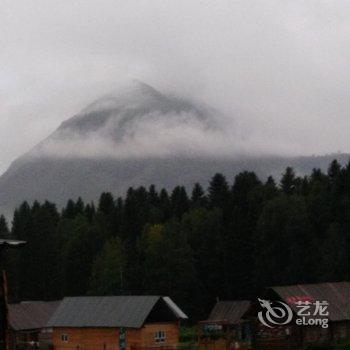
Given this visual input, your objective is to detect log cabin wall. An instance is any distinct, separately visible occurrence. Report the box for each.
[139,322,179,348]
[52,322,180,350]
[52,328,119,350]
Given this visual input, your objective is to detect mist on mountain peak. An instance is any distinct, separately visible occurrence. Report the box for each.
[80,81,164,114]
[28,82,234,160]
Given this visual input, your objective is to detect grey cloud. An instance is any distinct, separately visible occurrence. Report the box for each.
[1,0,350,173]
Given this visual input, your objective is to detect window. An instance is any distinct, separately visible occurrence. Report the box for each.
[42,328,53,333]
[61,334,69,342]
[155,331,166,342]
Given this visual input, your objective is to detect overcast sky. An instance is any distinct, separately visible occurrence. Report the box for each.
[1,0,350,174]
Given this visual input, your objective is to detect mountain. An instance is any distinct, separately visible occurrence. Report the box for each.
[0,81,348,218]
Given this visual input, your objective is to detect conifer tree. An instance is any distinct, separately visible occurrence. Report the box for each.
[62,199,77,219]
[232,171,261,208]
[63,215,105,296]
[0,215,9,239]
[159,189,171,221]
[170,186,189,220]
[281,167,296,195]
[98,192,115,216]
[208,173,230,209]
[75,197,85,216]
[5,160,350,318]
[89,238,126,295]
[85,203,96,223]
[191,183,207,208]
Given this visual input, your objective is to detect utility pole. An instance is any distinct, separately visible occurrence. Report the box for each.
[0,239,26,350]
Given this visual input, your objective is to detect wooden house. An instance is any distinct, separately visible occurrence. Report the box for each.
[8,301,61,350]
[47,296,188,350]
[198,301,251,350]
[249,282,350,350]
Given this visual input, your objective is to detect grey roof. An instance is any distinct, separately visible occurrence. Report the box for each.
[206,300,250,324]
[271,281,350,322]
[163,296,188,319]
[0,239,26,247]
[48,296,187,328]
[9,301,61,331]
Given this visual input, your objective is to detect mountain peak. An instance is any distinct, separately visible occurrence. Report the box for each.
[54,81,216,141]
[130,80,163,97]
[81,81,164,115]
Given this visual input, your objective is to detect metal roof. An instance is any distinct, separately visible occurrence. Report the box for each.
[163,297,188,319]
[271,282,350,322]
[48,296,187,329]
[9,301,61,331]
[205,300,251,324]
[0,239,26,248]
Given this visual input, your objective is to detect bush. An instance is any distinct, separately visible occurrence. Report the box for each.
[335,342,350,349]
[180,326,198,348]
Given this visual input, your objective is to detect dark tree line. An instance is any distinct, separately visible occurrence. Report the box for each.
[2,159,350,320]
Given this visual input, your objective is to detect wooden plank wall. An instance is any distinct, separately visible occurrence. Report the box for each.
[140,322,179,348]
[52,328,119,350]
[52,322,180,350]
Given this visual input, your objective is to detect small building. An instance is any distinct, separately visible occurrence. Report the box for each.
[249,281,350,350]
[8,301,61,350]
[198,301,251,350]
[47,296,188,350]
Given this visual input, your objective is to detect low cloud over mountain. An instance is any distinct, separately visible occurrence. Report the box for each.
[31,81,231,160]
[26,81,307,163]
[0,82,348,218]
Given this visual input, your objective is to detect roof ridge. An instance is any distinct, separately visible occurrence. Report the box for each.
[63,295,161,298]
[47,295,186,329]
[272,281,350,289]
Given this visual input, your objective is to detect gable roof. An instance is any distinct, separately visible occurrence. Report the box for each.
[48,296,187,329]
[9,301,61,331]
[0,239,26,248]
[163,296,188,319]
[205,300,250,324]
[270,281,350,322]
